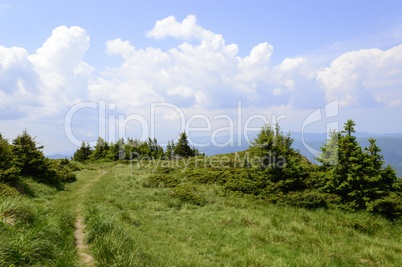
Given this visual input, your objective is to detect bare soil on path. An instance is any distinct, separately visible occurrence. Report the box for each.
[73,170,107,267]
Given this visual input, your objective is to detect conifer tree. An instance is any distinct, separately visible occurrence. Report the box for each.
[0,133,19,182]
[92,137,108,160]
[165,140,175,159]
[12,129,47,177]
[250,123,308,192]
[174,132,194,158]
[318,119,402,216]
[73,141,93,162]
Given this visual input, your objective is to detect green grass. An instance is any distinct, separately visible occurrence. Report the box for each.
[1,160,402,266]
[82,163,402,266]
[0,181,78,266]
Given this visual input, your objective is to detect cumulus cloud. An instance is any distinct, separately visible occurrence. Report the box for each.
[317,44,402,107]
[4,14,402,142]
[0,46,41,119]
[90,15,318,113]
[0,26,93,119]
[29,26,93,116]
[147,14,208,41]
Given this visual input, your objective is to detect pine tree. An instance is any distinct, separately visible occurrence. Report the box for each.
[318,120,402,216]
[165,140,175,159]
[250,123,308,192]
[92,137,108,160]
[12,129,47,177]
[73,141,93,162]
[174,132,194,158]
[0,133,19,182]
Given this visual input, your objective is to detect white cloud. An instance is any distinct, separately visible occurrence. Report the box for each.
[147,14,207,41]
[4,15,402,153]
[317,44,402,107]
[0,46,41,119]
[90,15,315,113]
[29,26,93,116]
[0,26,93,120]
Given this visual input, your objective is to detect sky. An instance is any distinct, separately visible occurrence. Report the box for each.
[1,0,402,154]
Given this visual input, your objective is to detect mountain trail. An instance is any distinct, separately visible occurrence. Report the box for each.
[73,170,107,267]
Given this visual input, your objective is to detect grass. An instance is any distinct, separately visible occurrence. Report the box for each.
[82,163,402,266]
[1,160,402,266]
[0,181,78,266]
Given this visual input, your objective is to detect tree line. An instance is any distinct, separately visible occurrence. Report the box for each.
[73,132,203,162]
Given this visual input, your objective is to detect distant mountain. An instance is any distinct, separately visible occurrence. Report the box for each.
[45,151,74,159]
[195,132,402,177]
[47,153,72,159]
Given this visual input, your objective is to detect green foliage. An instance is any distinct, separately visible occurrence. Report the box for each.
[0,130,77,189]
[92,136,109,160]
[318,119,402,218]
[72,141,92,162]
[12,129,48,178]
[249,123,310,193]
[170,184,207,206]
[46,159,77,183]
[0,134,19,183]
[81,163,402,266]
[173,132,196,158]
[165,139,175,159]
[143,173,180,188]
[0,183,78,266]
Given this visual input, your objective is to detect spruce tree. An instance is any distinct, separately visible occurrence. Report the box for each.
[0,133,19,182]
[165,140,175,159]
[318,120,402,216]
[12,130,47,177]
[174,132,194,158]
[73,141,93,162]
[250,124,308,192]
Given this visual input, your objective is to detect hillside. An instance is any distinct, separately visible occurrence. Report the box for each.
[3,162,402,266]
[2,124,402,266]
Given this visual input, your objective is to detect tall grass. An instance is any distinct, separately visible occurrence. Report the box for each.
[0,182,78,266]
[82,163,402,266]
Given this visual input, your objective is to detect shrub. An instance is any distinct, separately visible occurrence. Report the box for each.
[142,174,179,188]
[170,184,207,206]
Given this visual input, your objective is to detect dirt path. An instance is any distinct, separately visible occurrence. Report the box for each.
[75,217,95,266]
[73,170,107,267]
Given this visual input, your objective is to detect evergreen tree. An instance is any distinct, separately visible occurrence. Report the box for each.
[73,141,92,162]
[250,124,309,192]
[0,133,19,182]
[12,130,47,177]
[174,132,194,158]
[106,141,120,161]
[165,140,175,159]
[318,120,402,216]
[92,137,108,160]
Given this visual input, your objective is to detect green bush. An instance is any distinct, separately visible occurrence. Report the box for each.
[366,192,402,220]
[284,190,331,209]
[142,174,180,188]
[170,184,207,206]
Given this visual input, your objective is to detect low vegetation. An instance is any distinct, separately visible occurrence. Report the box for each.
[82,163,402,266]
[1,121,402,266]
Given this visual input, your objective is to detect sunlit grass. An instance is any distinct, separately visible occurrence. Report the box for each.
[1,160,401,266]
[83,163,402,266]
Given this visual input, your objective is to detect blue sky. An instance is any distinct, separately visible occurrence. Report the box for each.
[1,0,402,154]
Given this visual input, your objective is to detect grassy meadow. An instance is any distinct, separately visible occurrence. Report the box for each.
[83,162,402,266]
[1,160,402,266]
